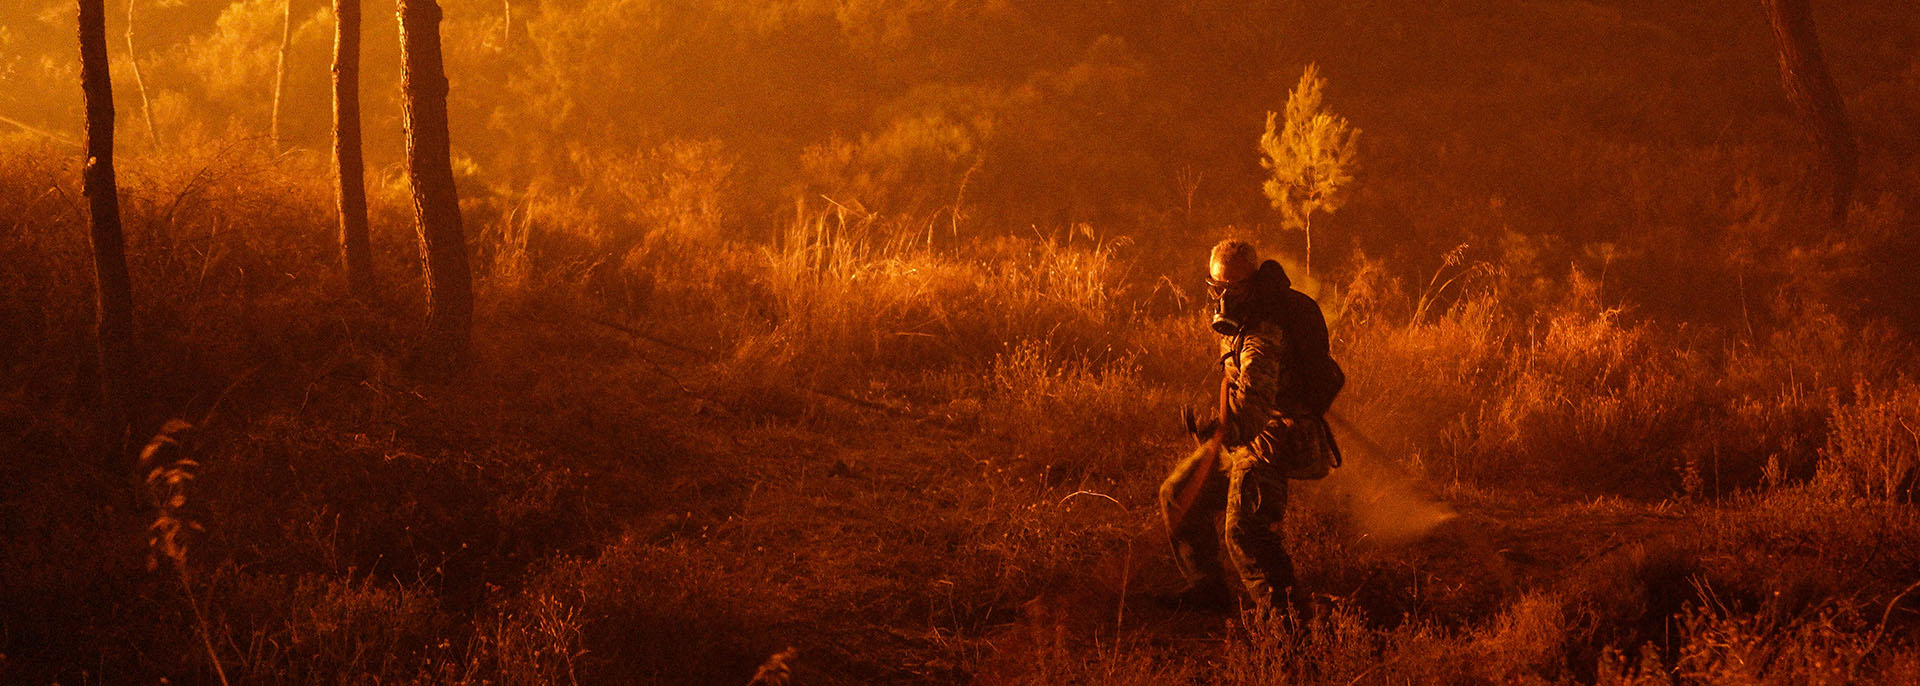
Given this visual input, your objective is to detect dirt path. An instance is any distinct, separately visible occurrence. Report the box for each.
[616,365,1708,684]
[545,324,1705,683]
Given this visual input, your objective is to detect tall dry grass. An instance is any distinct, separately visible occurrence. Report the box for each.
[5,137,1920,684]
[1818,381,1920,502]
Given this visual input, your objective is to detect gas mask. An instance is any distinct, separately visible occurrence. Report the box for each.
[1209,259,1289,335]
[1208,278,1255,336]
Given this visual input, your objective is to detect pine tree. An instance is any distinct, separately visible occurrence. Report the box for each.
[271,0,293,150]
[124,0,160,151]
[79,0,137,458]
[1260,64,1359,277]
[399,0,474,365]
[335,0,373,296]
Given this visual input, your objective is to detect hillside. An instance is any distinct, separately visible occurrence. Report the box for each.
[4,141,1919,682]
[6,0,1920,683]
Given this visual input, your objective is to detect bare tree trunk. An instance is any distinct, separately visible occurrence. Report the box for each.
[334,0,373,296]
[79,0,137,459]
[124,0,160,152]
[1760,0,1857,225]
[271,0,293,150]
[1303,214,1313,279]
[399,0,473,364]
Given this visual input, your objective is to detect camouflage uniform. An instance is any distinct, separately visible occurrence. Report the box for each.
[1159,317,1320,611]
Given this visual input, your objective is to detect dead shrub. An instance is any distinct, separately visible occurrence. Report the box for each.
[1817,380,1920,502]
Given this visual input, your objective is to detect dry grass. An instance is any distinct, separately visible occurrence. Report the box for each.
[1818,381,1920,502]
[4,138,1920,685]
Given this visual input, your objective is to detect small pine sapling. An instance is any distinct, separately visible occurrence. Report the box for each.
[1260,64,1360,277]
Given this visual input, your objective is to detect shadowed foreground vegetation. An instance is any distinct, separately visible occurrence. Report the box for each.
[3,140,1917,683]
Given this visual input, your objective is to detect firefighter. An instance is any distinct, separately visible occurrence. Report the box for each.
[1159,239,1340,618]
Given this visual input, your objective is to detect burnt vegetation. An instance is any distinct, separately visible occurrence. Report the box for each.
[3,0,1920,683]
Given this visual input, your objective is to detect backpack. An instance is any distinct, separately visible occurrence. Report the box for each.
[1251,261,1345,416]
[1251,261,1345,479]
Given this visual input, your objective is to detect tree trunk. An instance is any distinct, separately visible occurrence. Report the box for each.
[1760,0,1857,224]
[79,0,137,459]
[1303,214,1313,279]
[334,0,373,296]
[271,0,293,150]
[124,0,160,152]
[399,0,473,363]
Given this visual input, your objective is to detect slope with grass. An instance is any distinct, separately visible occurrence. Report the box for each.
[3,136,1920,685]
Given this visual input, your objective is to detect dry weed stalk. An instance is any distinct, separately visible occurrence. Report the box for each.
[140,418,230,686]
[747,646,797,686]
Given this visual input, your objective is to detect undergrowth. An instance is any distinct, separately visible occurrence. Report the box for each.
[3,141,1918,684]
